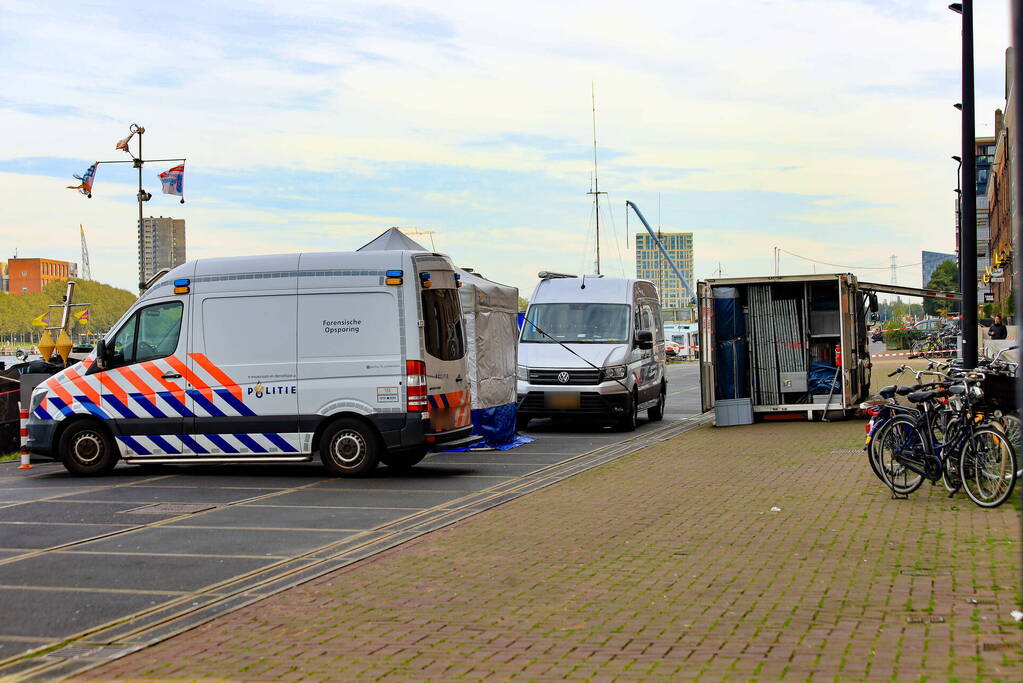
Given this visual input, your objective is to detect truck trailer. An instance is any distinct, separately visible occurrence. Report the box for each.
[698,273,871,422]
[697,273,963,423]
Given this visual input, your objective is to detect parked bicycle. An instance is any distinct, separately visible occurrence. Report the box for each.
[868,361,1017,508]
[909,324,958,356]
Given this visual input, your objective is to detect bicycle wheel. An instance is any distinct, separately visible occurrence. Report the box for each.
[996,413,1022,476]
[940,422,963,493]
[866,416,889,484]
[958,427,1017,508]
[874,415,925,495]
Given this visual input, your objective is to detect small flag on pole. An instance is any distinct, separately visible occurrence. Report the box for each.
[75,307,91,325]
[67,162,99,198]
[115,131,135,154]
[159,164,185,203]
[31,311,51,327]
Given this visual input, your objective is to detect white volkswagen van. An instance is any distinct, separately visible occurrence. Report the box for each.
[516,274,666,431]
[26,250,476,476]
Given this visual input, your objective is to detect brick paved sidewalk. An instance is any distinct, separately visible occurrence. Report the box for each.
[82,420,1021,681]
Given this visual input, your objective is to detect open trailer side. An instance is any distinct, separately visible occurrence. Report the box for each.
[699,273,872,422]
[699,274,963,424]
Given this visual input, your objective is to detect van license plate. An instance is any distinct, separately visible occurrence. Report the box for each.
[546,393,580,409]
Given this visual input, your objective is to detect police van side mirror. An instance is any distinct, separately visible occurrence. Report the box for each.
[95,340,109,370]
[636,330,654,350]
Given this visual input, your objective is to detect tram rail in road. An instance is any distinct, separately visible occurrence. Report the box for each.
[0,364,702,680]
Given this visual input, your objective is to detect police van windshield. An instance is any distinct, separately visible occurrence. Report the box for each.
[521,303,631,343]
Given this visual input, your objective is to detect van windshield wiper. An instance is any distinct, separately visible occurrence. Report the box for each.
[521,318,632,394]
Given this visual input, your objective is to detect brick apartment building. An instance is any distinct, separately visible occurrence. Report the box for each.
[985,49,1016,313]
[4,258,77,295]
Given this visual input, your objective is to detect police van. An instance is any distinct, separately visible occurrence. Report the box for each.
[26,250,476,476]
[516,273,667,431]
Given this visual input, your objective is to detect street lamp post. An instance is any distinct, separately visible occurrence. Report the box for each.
[950,0,978,367]
[1011,1,1022,514]
[952,155,962,293]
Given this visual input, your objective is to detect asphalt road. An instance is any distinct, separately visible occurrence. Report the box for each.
[0,362,702,675]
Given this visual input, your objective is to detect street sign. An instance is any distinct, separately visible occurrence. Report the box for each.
[991,277,1005,283]
[984,292,995,302]
[990,268,1004,277]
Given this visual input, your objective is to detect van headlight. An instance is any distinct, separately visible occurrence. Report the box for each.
[601,365,627,381]
[516,365,529,381]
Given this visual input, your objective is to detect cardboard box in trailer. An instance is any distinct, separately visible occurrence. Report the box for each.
[698,273,875,422]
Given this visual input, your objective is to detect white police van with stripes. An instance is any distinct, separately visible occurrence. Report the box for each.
[26,250,476,476]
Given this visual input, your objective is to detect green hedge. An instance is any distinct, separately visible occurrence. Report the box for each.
[882,322,923,350]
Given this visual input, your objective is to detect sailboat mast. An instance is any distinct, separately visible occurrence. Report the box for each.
[588,82,606,275]
[593,84,597,274]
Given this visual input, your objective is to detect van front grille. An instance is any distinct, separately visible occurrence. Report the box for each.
[528,369,600,385]
[518,392,615,413]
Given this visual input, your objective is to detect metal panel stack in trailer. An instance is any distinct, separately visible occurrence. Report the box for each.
[747,284,779,404]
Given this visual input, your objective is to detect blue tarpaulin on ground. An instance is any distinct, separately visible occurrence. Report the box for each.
[439,403,536,452]
[440,432,537,452]
[471,403,517,447]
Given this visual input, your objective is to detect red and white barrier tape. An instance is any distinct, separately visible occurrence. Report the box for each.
[869,349,955,359]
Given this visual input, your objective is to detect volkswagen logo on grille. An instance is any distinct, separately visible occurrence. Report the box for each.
[557,371,571,384]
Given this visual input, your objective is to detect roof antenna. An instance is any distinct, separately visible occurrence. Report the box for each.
[581,272,586,289]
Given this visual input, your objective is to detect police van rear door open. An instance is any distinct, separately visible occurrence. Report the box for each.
[414,254,471,436]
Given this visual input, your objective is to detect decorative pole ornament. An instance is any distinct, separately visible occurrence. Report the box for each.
[159,163,186,204]
[66,162,99,197]
[66,125,186,290]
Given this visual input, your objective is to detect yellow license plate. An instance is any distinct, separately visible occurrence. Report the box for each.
[545,393,580,409]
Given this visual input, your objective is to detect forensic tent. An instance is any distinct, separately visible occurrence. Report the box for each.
[357,227,430,251]
[457,269,519,446]
[357,228,522,446]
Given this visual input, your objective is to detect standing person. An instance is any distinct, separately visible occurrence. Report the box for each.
[988,315,1008,340]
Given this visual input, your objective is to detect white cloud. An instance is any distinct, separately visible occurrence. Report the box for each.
[0,0,1010,295]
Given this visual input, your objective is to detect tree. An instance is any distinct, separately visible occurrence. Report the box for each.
[923,260,959,316]
[517,296,529,312]
[0,279,136,341]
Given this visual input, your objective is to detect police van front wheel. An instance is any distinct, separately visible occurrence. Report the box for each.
[59,420,118,476]
[320,419,380,476]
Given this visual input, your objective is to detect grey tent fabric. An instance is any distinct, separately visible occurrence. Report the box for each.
[457,270,518,409]
[357,228,519,411]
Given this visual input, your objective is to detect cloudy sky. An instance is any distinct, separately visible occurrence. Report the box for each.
[0,0,1013,296]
